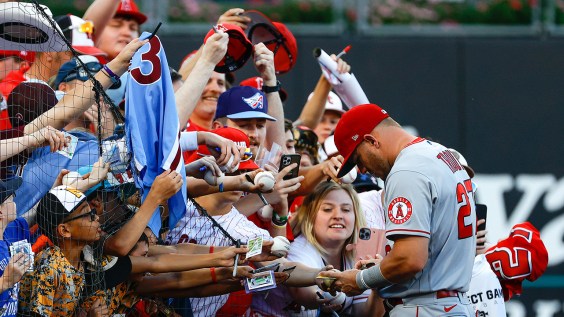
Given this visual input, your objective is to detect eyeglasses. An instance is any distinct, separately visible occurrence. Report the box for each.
[63,209,97,223]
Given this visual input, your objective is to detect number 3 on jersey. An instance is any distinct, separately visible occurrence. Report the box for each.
[130,36,162,85]
[456,179,474,239]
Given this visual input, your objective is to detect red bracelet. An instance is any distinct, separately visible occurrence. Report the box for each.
[210,267,217,283]
[209,246,214,254]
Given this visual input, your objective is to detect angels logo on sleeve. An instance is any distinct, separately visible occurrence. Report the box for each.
[387,197,413,224]
[242,92,264,109]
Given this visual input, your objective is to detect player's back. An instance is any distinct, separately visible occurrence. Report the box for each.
[381,139,476,298]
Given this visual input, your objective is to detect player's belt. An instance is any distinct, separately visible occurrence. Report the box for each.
[384,290,461,312]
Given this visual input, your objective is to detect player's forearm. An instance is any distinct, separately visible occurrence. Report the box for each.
[175,57,216,129]
[380,237,428,283]
[104,194,160,256]
[296,75,331,129]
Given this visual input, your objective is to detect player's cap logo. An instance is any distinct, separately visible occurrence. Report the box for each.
[387,197,413,224]
[352,134,358,141]
[242,92,264,109]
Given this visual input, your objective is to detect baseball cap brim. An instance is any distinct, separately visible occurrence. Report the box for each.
[337,151,358,178]
[73,45,108,57]
[227,111,276,121]
[116,11,147,25]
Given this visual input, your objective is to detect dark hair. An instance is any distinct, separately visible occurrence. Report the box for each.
[284,118,293,132]
[169,67,182,83]
[129,232,149,255]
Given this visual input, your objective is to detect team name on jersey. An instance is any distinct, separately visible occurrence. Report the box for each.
[436,150,464,174]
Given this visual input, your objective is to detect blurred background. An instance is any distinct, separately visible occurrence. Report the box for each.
[46,1,564,316]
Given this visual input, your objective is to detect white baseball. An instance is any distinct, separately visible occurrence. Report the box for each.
[62,171,82,187]
[220,155,239,173]
[204,169,219,186]
[255,171,276,191]
[270,236,291,257]
[339,167,358,184]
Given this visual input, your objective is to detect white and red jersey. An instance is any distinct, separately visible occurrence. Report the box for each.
[166,200,272,317]
[468,254,507,317]
[380,139,476,298]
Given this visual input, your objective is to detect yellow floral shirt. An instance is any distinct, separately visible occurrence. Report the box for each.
[18,246,84,317]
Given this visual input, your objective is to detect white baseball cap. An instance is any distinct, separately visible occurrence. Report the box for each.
[308,91,345,115]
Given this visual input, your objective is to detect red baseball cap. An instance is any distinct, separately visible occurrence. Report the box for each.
[245,10,298,74]
[56,15,108,59]
[334,104,389,178]
[115,0,147,25]
[239,76,287,102]
[185,127,259,171]
[0,50,35,64]
[204,24,253,74]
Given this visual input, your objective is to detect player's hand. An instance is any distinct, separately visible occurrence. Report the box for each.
[110,37,149,74]
[318,269,364,297]
[201,132,243,169]
[330,54,351,74]
[355,254,383,270]
[217,8,251,29]
[201,31,228,67]
[253,43,276,84]
[322,155,344,183]
[3,252,28,288]
[147,170,183,204]
[87,298,109,317]
[185,156,222,185]
[214,246,248,267]
[246,240,279,262]
[263,163,304,204]
[30,126,68,152]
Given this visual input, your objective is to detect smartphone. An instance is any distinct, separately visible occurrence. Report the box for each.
[354,228,387,262]
[475,204,487,246]
[279,154,301,180]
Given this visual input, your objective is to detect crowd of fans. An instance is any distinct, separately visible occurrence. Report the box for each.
[0,1,548,317]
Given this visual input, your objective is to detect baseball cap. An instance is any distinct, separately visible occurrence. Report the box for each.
[7,82,57,128]
[245,10,298,74]
[115,0,148,25]
[334,104,389,178]
[0,176,22,204]
[204,24,253,73]
[323,135,338,158]
[0,50,35,64]
[447,148,475,178]
[308,91,345,115]
[53,55,104,89]
[185,127,258,170]
[56,15,107,59]
[37,185,88,239]
[0,2,68,52]
[240,77,287,102]
[215,86,276,121]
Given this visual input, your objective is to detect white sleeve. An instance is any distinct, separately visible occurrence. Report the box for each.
[179,131,199,151]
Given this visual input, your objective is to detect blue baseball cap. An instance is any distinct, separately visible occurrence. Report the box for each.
[215,86,276,121]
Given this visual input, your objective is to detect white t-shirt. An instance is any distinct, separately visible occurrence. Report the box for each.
[358,189,386,230]
[468,254,507,317]
[166,200,272,317]
[252,235,370,316]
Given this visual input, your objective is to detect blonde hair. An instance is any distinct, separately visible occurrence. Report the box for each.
[294,181,366,262]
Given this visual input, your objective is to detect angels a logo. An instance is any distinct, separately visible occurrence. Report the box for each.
[215,24,229,33]
[387,197,412,224]
[352,134,359,141]
[242,92,264,109]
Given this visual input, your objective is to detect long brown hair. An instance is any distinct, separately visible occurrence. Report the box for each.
[294,181,365,262]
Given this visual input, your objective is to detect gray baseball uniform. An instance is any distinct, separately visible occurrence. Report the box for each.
[380,138,476,316]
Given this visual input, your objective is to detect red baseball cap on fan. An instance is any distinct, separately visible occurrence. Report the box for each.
[333,104,389,178]
[115,0,147,25]
[204,24,253,73]
[245,10,298,74]
[239,76,287,102]
[0,50,35,64]
[185,127,259,171]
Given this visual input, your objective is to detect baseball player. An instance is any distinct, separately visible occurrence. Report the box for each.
[318,104,476,316]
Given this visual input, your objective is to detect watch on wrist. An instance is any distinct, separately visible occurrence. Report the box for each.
[262,80,281,93]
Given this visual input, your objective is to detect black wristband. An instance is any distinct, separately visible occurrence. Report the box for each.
[262,80,281,93]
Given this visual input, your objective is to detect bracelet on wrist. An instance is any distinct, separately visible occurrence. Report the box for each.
[271,220,287,229]
[262,80,281,93]
[210,267,217,283]
[209,246,214,254]
[103,64,120,84]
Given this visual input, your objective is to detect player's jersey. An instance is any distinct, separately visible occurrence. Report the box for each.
[380,138,476,298]
[468,254,507,317]
[166,200,272,317]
